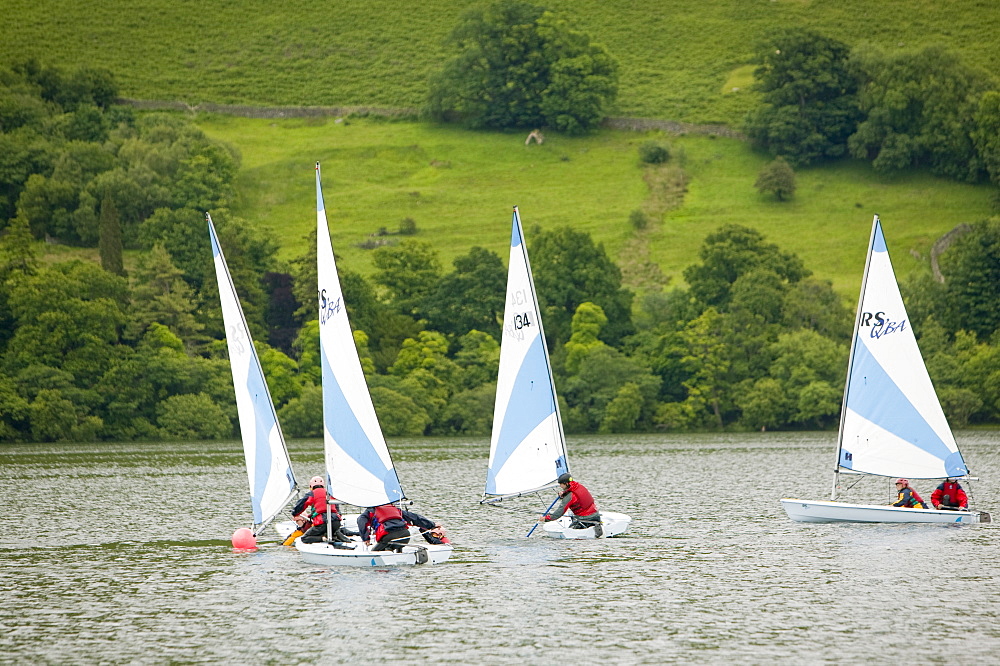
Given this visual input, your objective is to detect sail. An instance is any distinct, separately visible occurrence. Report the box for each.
[208,215,296,529]
[315,164,404,508]
[486,207,569,499]
[836,215,968,479]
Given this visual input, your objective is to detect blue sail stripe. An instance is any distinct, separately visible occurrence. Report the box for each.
[246,367,278,524]
[511,218,522,247]
[846,340,952,463]
[872,222,887,253]
[210,217,294,525]
[486,334,556,493]
[321,348,403,501]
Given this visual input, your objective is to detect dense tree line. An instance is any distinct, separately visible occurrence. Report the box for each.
[745,27,1000,191]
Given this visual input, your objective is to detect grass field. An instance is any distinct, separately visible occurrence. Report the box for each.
[4,0,999,125]
[6,0,998,299]
[196,114,995,296]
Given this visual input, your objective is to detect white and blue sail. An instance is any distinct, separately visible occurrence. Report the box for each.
[485,207,569,500]
[315,163,404,508]
[208,215,296,532]
[835,215,968,481]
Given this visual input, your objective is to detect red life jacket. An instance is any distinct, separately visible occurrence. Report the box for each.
[932,481,968,508]
[565,481,598,517]
[373,504,405,541]
[304,487,336,526]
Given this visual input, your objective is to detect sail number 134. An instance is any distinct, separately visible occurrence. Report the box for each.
[513,311,533,329]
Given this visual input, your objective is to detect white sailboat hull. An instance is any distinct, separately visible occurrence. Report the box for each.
[542,511,632,539]
[294,539,453,566]
[781,498,988,524]
[274,516,362,541]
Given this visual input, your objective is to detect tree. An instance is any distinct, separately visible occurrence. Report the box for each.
[973,91,1000,188]
[938,220,1000,339]
[744,28,861,165]
[736,378,789,431]
[0,375,30,441]
[422,246,506,340]
[94,324,225,440]
[369,383,431,436]
[563,301,609,374]
[767,329,846,427]
[560,345,660,433]
[0,128,56,223]
[156,393,232,439]
[98,193,125,276]
[678,308,730,428]
[754,156,796,201]
[453,330,501,390]
[126,242,203,348]
[372,240,442,317]
[848,45,990,181]
[277,384,323,437]
[530,226,634,347]
[427,0,618,134]
[435,383,496,435]
[599,382,644,433]
[683,225,809,310]
[4,261,127,380]
[0,214,38,351]
[781,278,852,340]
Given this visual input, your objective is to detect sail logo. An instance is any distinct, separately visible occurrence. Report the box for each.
[318,289,343,324]
[861,311,907,339]
[228,324,247,355]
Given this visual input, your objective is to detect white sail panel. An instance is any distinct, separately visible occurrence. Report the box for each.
[838,218,967,479]
[209,217,296,528]
[486,208,569,497]
[316,165,404,508]
[489,412,564,494]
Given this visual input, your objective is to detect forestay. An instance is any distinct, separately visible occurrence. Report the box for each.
[208,215,296,532]
[485,207,569,500]
[836,215,968,480]
[315,163,405,508]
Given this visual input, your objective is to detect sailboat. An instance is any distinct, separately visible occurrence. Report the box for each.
[292,163,453,565]
[781,215,991,524]
[484,206,631,538]
[208,215,298,538]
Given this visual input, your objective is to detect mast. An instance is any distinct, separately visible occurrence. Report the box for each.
[832,214,880,500]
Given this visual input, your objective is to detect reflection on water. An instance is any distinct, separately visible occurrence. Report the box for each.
[2,432,999,662]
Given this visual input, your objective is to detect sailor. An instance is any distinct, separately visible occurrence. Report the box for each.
[892,478,926,509]
[296,476,351,544]
[931,477,968,510]
[358,503,411,552]
[358,505,448,551]
[539,473,604,536]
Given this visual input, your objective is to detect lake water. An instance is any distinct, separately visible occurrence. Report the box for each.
[2,432,999,664]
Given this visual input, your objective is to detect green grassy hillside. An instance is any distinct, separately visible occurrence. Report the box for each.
[197,114,994,295]
[4,0,999,125]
